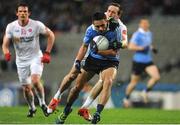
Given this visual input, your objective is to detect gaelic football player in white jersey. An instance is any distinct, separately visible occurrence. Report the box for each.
[2,3,55,117]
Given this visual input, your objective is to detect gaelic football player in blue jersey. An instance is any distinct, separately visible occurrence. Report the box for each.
[47,3,126,119]
[123,19,160,108]
[78,2,128,121]
[56,12,124,124]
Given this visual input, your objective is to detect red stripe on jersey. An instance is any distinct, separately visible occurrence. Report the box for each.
[122,30,127,35]
[122,30,127,40]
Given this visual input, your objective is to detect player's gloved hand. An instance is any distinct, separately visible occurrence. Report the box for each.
[152,48,158,54]
[108,17,119,31]
[109,41,122,50]
[41,51,51,63]
[4,52,11,61]
[74,60,81,73]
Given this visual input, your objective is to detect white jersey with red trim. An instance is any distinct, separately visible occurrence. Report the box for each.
[117,19,128,42]
[5,19,46,66]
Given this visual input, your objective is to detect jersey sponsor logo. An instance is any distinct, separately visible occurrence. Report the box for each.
[15,29,20,33]
[20,36,34,43]
[122,30,127,35]
[122,30,127,40]
[13,36,34,43]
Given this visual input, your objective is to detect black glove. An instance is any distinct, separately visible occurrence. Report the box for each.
[109,41,122,50]
[152,48,158,54]
[108,17,119,31]
[74,60,81,73]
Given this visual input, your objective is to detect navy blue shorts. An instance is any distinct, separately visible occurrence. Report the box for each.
[83,55,119,74]
[132,61,154,75]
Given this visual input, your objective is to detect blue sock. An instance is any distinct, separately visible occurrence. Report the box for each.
[96,104,104,114]
[64,104,71,115]
[145,87,152,92]
[126,95,130,99]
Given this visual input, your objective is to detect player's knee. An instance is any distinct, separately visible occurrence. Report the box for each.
[130,79,138,86]
[69,73,78,81]
[71,86,81,94]
[153,75,160,81]
[31,76,40,84]
[22,85,31,92]
[105,78,113,86]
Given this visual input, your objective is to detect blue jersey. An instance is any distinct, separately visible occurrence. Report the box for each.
[83,24,121,61]
[130,28,153,63]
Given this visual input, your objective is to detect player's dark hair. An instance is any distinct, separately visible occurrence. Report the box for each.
[16,2,31,12]
[92,12,106,21]
[108,2,123,17]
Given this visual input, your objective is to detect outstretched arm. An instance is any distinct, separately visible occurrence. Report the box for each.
[128,42,145,51]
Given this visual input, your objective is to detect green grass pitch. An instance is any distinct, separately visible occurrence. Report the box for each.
[0,106,180,124]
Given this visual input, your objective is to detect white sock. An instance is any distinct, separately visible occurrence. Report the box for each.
[26,94,36,111]
[30,97,36,110]
[35,89,45,107]
[81,96,94,108]
[54,90,63,100]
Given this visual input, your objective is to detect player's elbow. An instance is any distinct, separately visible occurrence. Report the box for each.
[46,28,55,41]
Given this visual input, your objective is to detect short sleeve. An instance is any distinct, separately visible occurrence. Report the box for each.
[36,21,46,34]
[5,24,12,39]
[121,25,128,42]
[83,26,93,45]
[130,32,139,45]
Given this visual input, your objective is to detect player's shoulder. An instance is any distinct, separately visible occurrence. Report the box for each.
[118,19,127,29]
[7,20,18,26]
[29,19,45,27]
[134,29,142,35]
[131,30,141,39]
[6,20,18,30]
[85,24,96,34]
[86,24,94,31]
[29,19,43,25]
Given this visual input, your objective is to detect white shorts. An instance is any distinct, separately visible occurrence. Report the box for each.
[17,56,43,85]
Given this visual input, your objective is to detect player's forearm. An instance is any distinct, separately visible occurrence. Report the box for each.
[2,44,10,54]
[46,30,55,53]
[2,36,10,54]
[75,44,88,61]
[128,43,144,51]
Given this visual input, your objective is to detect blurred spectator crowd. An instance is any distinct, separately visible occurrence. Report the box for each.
[0,0,180,35]
[0,0,180,75]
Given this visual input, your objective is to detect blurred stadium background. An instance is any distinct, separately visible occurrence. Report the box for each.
[0,0,180,110]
